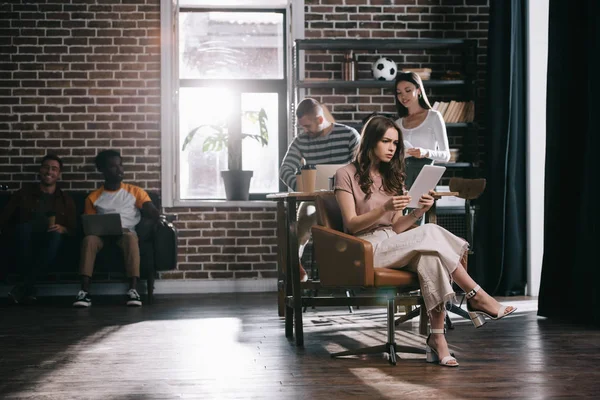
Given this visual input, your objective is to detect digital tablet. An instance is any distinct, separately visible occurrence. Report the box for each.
[407,165,446,208]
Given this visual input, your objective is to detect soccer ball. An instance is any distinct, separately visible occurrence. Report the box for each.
[371,57,397,81]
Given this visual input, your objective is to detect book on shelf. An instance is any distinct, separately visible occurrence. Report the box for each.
[434,101,474,123]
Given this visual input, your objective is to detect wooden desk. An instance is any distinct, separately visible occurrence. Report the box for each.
[267,190,458,347]
[266,191,330,343]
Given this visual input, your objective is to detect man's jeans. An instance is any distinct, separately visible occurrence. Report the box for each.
[15,223,63,292]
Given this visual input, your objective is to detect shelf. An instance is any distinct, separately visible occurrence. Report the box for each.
[295,39,472,51]
[297,79,467,89]
[445,122,475,128]
[437,162,473,168]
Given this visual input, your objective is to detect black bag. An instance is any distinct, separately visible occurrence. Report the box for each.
[154,217,178,271]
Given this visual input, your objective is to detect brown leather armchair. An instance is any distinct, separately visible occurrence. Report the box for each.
[311,193,427,365]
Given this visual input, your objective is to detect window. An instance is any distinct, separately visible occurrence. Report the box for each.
[161,2,288,204]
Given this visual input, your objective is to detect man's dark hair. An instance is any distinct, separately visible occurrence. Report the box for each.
[95,149,121,170]
[41,154,63,171]
[296,98,321,119]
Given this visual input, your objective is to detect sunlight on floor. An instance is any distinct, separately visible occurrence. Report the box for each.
[349,367,465,399]
[19,318,284,398]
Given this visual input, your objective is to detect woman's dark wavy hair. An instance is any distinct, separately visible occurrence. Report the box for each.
[353,115,406,198]
[394,71,432,118]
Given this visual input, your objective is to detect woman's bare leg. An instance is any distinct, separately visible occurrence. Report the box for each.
[428,308,457,365]
[451,264,515,317]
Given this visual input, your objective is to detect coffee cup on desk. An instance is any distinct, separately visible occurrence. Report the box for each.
[295,168,304,192]
[300,165,317,193]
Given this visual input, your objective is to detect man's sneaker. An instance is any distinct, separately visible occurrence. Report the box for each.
[73,290,91,307]
[126,289,142,307]
[7,285,24,305]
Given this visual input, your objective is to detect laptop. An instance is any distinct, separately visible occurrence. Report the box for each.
[82,213,123,236]
[315,164,347,191]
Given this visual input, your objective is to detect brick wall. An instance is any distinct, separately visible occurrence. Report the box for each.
[0,0,488,282]
[0,0,162,191]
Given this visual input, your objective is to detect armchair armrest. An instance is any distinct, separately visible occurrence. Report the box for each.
[311,225,375,288]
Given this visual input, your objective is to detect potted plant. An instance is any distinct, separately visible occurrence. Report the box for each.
[181,108,269,201]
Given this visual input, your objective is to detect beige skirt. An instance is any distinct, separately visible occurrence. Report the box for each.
[357,224,469,312]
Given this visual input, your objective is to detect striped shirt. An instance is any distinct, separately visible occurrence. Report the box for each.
[84,183,151,231]
[280,123,360,190]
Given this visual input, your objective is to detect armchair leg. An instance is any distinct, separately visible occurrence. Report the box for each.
[331,298,425,365]
[147,271,155,305]
[445,302,470,329]
[345,290,354,314]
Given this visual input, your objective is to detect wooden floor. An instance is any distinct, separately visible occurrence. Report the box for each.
[1,293,599,399]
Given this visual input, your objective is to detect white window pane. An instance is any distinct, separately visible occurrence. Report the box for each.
[179,12,284,79]
[179,87,232,199]
[241,93,279,194]
[180,0,287,6]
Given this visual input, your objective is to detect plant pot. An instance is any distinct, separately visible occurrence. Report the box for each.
[220,170,253,201]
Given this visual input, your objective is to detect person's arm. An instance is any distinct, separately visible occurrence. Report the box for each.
[63,195,77,235]
[0,190,21,232]
[131,186,159,221]
[49,194,77,235]
[141,201,160,221]
[391,192,435,233]
[279,139,303,190]
[425,111,450,162]
[335,189,412,235]
[348,128,360,159]
[83,196,96,215]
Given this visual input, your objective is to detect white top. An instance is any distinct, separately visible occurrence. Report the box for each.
[85,183,151,231]
[396,109,450,163]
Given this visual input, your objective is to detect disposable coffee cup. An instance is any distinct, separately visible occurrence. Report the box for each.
[301,165,317,193]
[46,211,56,227]
[295,169,304,192]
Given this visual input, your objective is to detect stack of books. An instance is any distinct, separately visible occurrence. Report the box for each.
[402,68,432,80]
[432,101,474,123]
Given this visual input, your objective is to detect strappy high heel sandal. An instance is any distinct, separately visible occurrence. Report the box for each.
[465,285,517,328]
[426,329,459,367]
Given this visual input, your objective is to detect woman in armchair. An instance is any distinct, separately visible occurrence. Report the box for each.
[333,115,516,367]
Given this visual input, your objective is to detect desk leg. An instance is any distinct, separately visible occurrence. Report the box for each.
[287,198,304,347]
[276,201,287,318]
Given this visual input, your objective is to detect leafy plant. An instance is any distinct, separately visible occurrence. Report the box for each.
[181,108,269,153]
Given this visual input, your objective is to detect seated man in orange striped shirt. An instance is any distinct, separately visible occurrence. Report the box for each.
[73,150,159,308]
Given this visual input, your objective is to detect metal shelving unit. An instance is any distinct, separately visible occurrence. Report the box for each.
[292,38,479,170]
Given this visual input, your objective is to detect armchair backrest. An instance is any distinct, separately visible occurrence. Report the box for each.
[315,193,344,232]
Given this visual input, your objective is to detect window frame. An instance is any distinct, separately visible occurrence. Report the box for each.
[161,1,290,207]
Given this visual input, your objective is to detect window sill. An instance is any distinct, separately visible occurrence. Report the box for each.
[172,200,277,209]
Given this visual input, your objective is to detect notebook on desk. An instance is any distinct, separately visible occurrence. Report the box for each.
[315,164,347,191]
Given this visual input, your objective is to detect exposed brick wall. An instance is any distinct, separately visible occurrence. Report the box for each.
[303,0,490,173]
[164,206,278,280]
[0,0,162,191]
[1,0,487,282]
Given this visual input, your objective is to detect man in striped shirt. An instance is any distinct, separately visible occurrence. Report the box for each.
[280,98,360,281]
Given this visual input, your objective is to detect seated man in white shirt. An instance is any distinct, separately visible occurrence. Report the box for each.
[73,150,159,308]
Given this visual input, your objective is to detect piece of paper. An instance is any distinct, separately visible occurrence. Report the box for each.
[403,140,414,158]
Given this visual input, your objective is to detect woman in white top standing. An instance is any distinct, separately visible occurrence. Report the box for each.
[394,72,450,189]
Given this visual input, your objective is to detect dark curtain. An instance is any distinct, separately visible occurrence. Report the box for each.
[472,0,527,296]
[538,0,600,326]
